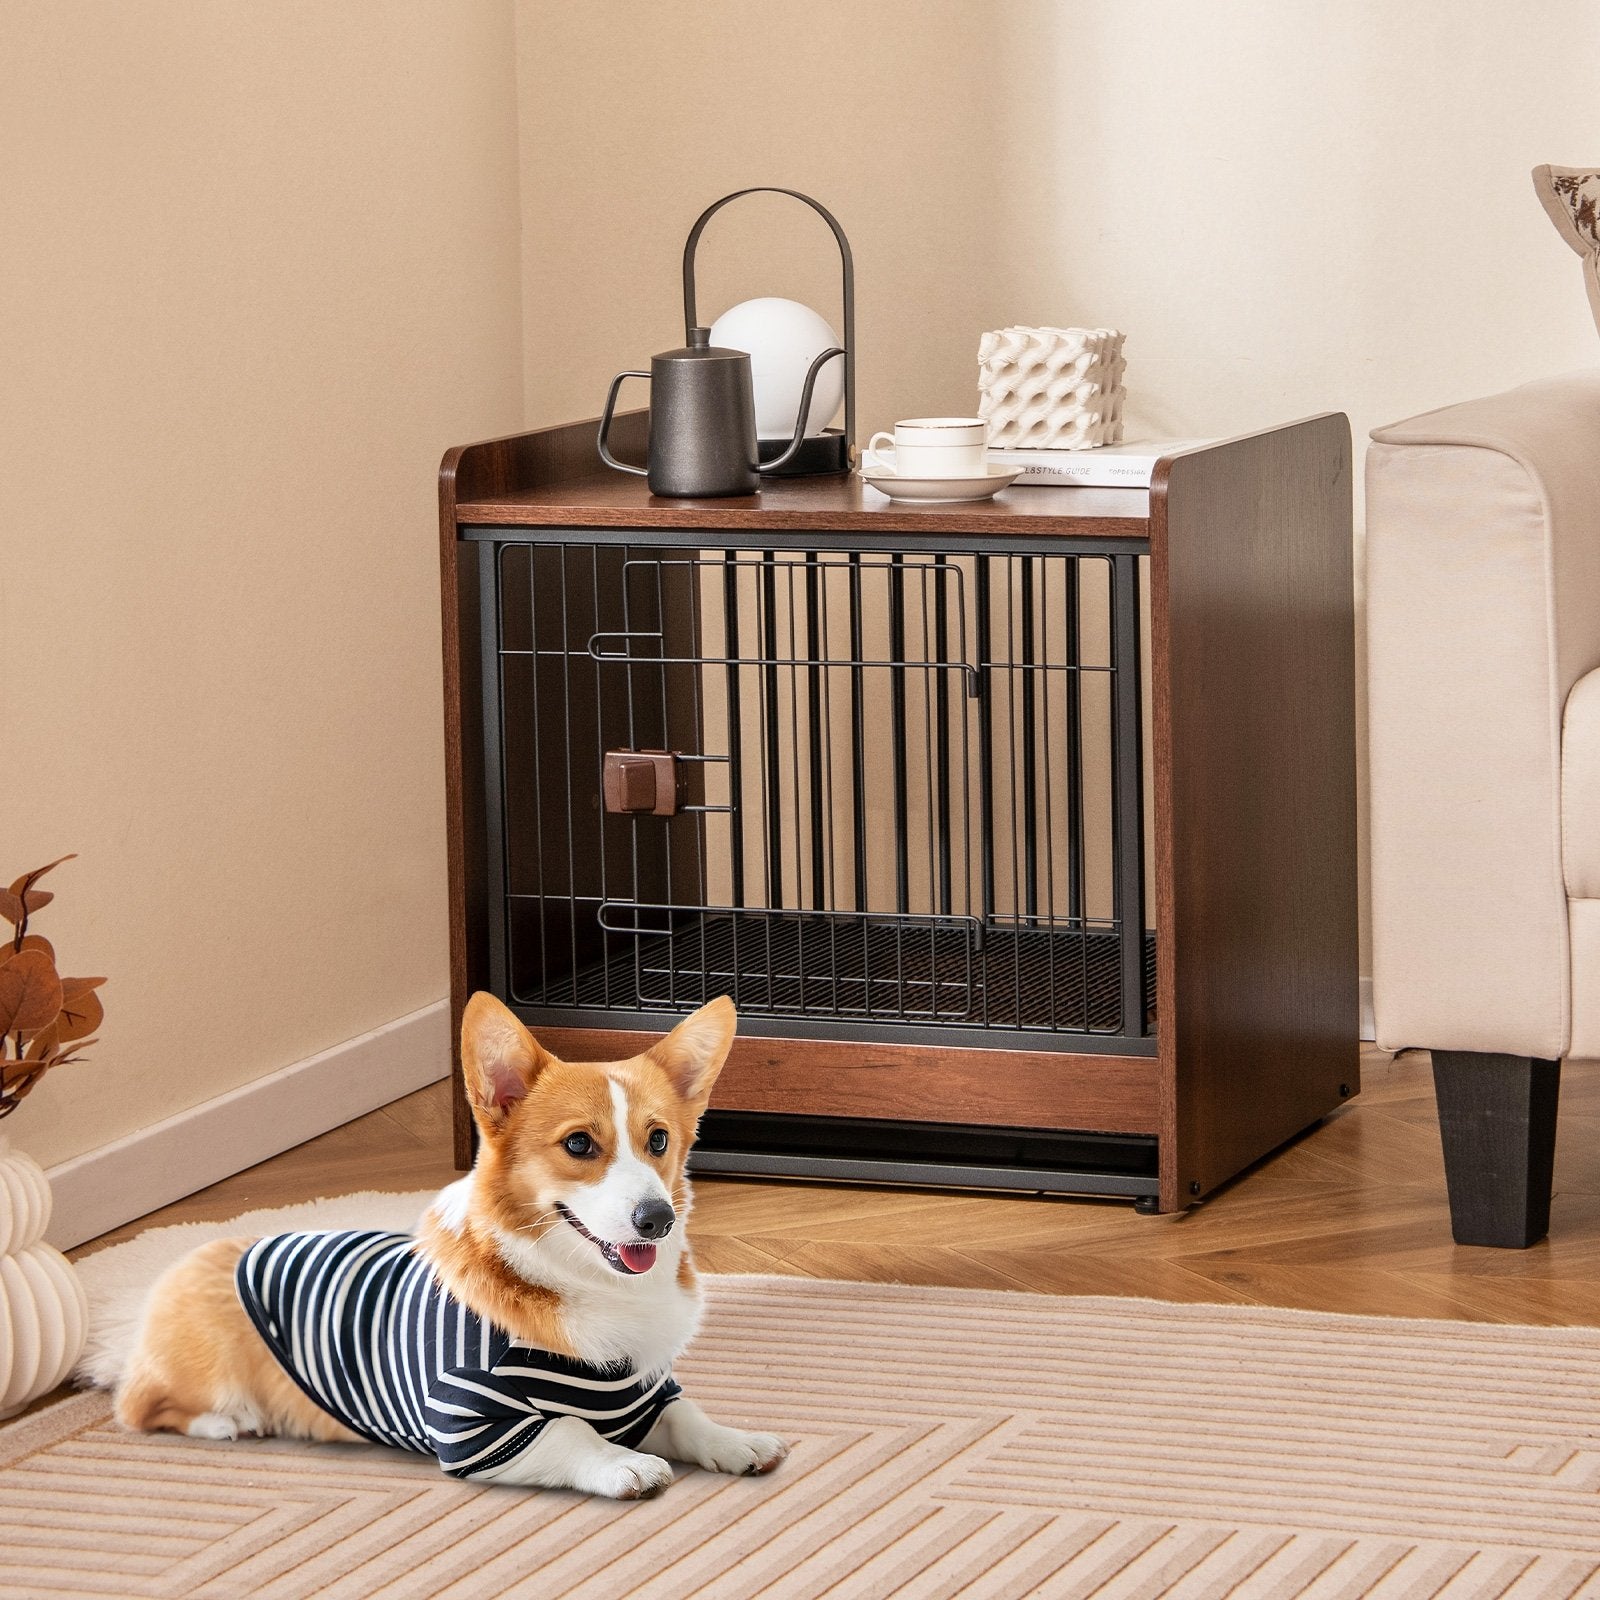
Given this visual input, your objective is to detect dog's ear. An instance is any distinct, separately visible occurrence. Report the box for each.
[647,995,737,1105]
[461,993,554,1134]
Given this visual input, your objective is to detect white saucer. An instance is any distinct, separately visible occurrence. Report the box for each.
[860,464,1021,504]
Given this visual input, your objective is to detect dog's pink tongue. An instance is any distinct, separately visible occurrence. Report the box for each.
[618,1242,657,1274]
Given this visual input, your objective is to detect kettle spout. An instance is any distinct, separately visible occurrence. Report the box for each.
[760,347,845,473]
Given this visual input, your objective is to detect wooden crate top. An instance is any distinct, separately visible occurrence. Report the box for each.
[445,414,1154,539]
[454,469,1152,538]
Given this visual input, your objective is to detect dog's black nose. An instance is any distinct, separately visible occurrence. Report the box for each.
[632,1199,675,1240]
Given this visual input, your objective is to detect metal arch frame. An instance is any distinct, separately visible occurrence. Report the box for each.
[681,187,856,461]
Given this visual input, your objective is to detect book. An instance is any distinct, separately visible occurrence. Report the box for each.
[984,439,1210,488]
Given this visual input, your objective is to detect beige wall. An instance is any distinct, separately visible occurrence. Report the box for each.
[0,2,524,1168]
[514,0,1016,434]
[991,3,1600,451]
[516,0,1600,974]
[517,0,1599,455]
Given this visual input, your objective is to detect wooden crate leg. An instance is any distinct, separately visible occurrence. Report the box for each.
[1431,1051,1561,1248]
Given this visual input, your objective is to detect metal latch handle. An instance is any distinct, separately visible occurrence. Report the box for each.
[603,750,689,817]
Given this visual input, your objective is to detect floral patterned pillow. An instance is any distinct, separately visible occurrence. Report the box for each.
[1534,164,1600,335]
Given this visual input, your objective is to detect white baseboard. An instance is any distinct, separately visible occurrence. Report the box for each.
[1360,976,1375,1043]
[45,1000,451,1251]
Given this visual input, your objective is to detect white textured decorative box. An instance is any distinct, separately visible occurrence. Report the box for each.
[978,326,1126,450]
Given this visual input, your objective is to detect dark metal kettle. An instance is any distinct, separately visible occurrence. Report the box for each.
[597,328,841,498]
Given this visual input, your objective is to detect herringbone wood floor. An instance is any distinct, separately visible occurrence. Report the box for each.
[76,1045,1600,1327]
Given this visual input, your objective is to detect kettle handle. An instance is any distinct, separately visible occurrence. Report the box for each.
[598,370,650,476]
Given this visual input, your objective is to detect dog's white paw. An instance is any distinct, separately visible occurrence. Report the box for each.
[585,1450,676,1500]
[187,1412,240,1441]
[691,1426,789,1477]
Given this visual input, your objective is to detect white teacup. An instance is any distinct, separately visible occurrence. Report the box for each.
[864,417,987,479]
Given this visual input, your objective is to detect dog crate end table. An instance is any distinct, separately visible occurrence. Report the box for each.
[439,410,1357,1213]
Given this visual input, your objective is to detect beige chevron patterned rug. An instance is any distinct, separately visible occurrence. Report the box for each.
[7,1205,1600,1597]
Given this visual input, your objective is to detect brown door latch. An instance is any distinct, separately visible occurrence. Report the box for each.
[602,750,690,817]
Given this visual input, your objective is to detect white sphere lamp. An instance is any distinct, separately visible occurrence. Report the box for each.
[710,297,846,441]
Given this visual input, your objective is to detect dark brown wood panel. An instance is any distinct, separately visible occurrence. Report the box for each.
[438,447,482,1167]
[1149,416,1358,1208]
[446,412,649,506]
[522,1028,1160,1136]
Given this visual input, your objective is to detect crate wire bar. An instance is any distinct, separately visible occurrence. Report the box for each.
[481,532,1153,1055]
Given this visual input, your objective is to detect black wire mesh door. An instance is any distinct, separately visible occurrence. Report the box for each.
[484,533,1153,1052]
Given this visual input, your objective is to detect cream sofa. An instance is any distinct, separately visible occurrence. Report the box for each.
[1367,368,1600,1247]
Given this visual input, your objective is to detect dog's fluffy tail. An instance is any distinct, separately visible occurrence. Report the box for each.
[72,1190,432,1390]
[75,1234,188,1390]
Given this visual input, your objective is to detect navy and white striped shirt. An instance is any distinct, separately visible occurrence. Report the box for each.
[235,1230,681,1478]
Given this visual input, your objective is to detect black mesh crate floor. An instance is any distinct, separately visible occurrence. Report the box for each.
[524,911,1156,1035]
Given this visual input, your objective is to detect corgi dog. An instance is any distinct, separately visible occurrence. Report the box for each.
[114,993,788,1499]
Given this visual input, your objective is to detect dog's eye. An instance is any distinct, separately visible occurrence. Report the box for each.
[563,1132,595,1158]
[647,1128,669,1156]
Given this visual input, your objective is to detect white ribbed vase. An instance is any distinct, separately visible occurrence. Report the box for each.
[0,1132,87,1419]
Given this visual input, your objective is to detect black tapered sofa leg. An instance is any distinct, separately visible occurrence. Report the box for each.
[1431,1051,1561,1248]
